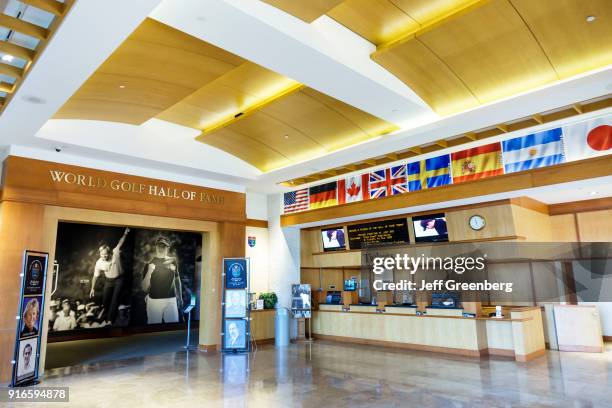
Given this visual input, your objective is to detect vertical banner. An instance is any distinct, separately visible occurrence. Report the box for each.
[12,250,49,387]
[222,258,250,352]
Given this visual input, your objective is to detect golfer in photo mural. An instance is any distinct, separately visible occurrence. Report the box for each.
[142,237,183,324]
[90,227,130,326]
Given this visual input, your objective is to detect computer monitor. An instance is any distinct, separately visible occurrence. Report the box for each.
[412,213,449,243]
[321,228,346,251]
[344,279,356,291]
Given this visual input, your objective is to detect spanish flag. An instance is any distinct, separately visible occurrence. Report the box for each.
[451,142,503,183]
[309,181,337,209]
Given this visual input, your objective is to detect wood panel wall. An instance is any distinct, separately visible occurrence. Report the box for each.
[0,156,248,380]
[1,156,246,223]
[0,202,45,383]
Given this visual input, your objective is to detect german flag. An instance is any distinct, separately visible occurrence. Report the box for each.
[451,142,503,183]
[309,181,337,209]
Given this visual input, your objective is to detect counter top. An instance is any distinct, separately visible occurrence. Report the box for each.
[385,304,418,308]
[315,308,532,322]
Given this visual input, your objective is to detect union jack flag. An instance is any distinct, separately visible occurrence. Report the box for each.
[369,165,408,199]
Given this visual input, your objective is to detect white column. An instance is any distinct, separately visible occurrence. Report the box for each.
[267,194,300,308]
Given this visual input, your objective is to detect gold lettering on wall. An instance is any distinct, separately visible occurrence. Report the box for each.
[49,170,226,205]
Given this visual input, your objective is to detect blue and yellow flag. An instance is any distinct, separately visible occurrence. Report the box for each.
[407,154,451,191]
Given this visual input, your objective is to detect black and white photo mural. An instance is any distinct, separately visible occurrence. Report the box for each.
[49,222,201,336]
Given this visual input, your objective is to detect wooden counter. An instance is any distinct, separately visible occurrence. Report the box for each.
[250,309,275,343]
[312,306,545,362]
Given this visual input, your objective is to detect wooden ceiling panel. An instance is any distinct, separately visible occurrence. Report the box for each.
[157,62,300,130]
[416,0,557,105]
[195,87,397,171]
[55,18,244,125]
[510,0,612,79]
[372,39,479,115]
[260,0,345,23]
[198,127,292,171]
[293,88,398,148]
[221,105,328,162]
[328,0,419,45]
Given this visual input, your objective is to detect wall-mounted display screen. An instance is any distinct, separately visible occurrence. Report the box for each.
[50,222,201,337]
[321,228,346,251]
[412,213,449,243]
[347,218,409,249]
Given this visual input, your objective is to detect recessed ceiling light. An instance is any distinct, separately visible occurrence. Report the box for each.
[586,15,596,23]
[119,85,126,89]
[1,54,14,62]
[283,134,289,139]
[589,191,599,196]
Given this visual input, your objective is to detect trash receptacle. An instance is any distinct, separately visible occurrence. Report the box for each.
[275,307,289,347]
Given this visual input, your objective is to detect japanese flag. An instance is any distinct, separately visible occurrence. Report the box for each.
[563,116,612,162]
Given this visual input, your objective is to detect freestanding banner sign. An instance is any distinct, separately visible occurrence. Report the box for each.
[222,258,250,353]
[11,250,49,387]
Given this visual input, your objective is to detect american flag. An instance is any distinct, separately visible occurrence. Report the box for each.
[369,166,408,199]
[284,189,309,213]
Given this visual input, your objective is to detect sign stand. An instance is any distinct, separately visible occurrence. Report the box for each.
[183,294,197,350]
[11,250,49,388]
[221,258,250,353]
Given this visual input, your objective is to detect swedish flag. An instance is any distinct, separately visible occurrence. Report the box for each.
[407,154,451,191]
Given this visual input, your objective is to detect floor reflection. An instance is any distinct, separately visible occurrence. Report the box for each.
[36,341,612,407]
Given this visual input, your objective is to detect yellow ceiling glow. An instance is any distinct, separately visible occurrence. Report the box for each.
[368,0,612,115]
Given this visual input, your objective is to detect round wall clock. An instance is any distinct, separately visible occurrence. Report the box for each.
[469,215,486,231]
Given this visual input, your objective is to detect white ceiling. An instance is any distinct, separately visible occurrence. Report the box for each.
[0,0,611,195]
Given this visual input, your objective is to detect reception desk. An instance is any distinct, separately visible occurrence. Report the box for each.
[250,309,275,343]
[314,304,545,362]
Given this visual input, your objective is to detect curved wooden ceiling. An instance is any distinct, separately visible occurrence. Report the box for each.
[54,18,397,172]
[196,87,397,171]
[55,18,245,124]
[265,0,612,115]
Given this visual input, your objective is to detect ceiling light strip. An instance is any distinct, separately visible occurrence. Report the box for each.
[374,0,490,55]
[198,82,305,137]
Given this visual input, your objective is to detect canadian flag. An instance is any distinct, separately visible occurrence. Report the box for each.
[338,174,369,204]
[563,116,611,162]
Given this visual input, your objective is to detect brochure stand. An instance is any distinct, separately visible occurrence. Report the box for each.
[291,284,313,343]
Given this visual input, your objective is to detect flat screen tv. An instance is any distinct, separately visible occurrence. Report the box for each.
[412,213,448,243]
[344,279,356,291]
[321,228,346,251]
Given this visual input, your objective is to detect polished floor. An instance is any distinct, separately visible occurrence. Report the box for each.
[23,341,612,407]
[45,329,199,369]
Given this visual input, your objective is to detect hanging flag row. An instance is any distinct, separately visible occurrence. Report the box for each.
[283,115,611,214]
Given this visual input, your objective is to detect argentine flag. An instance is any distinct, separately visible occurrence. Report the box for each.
[502,128,565,173]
